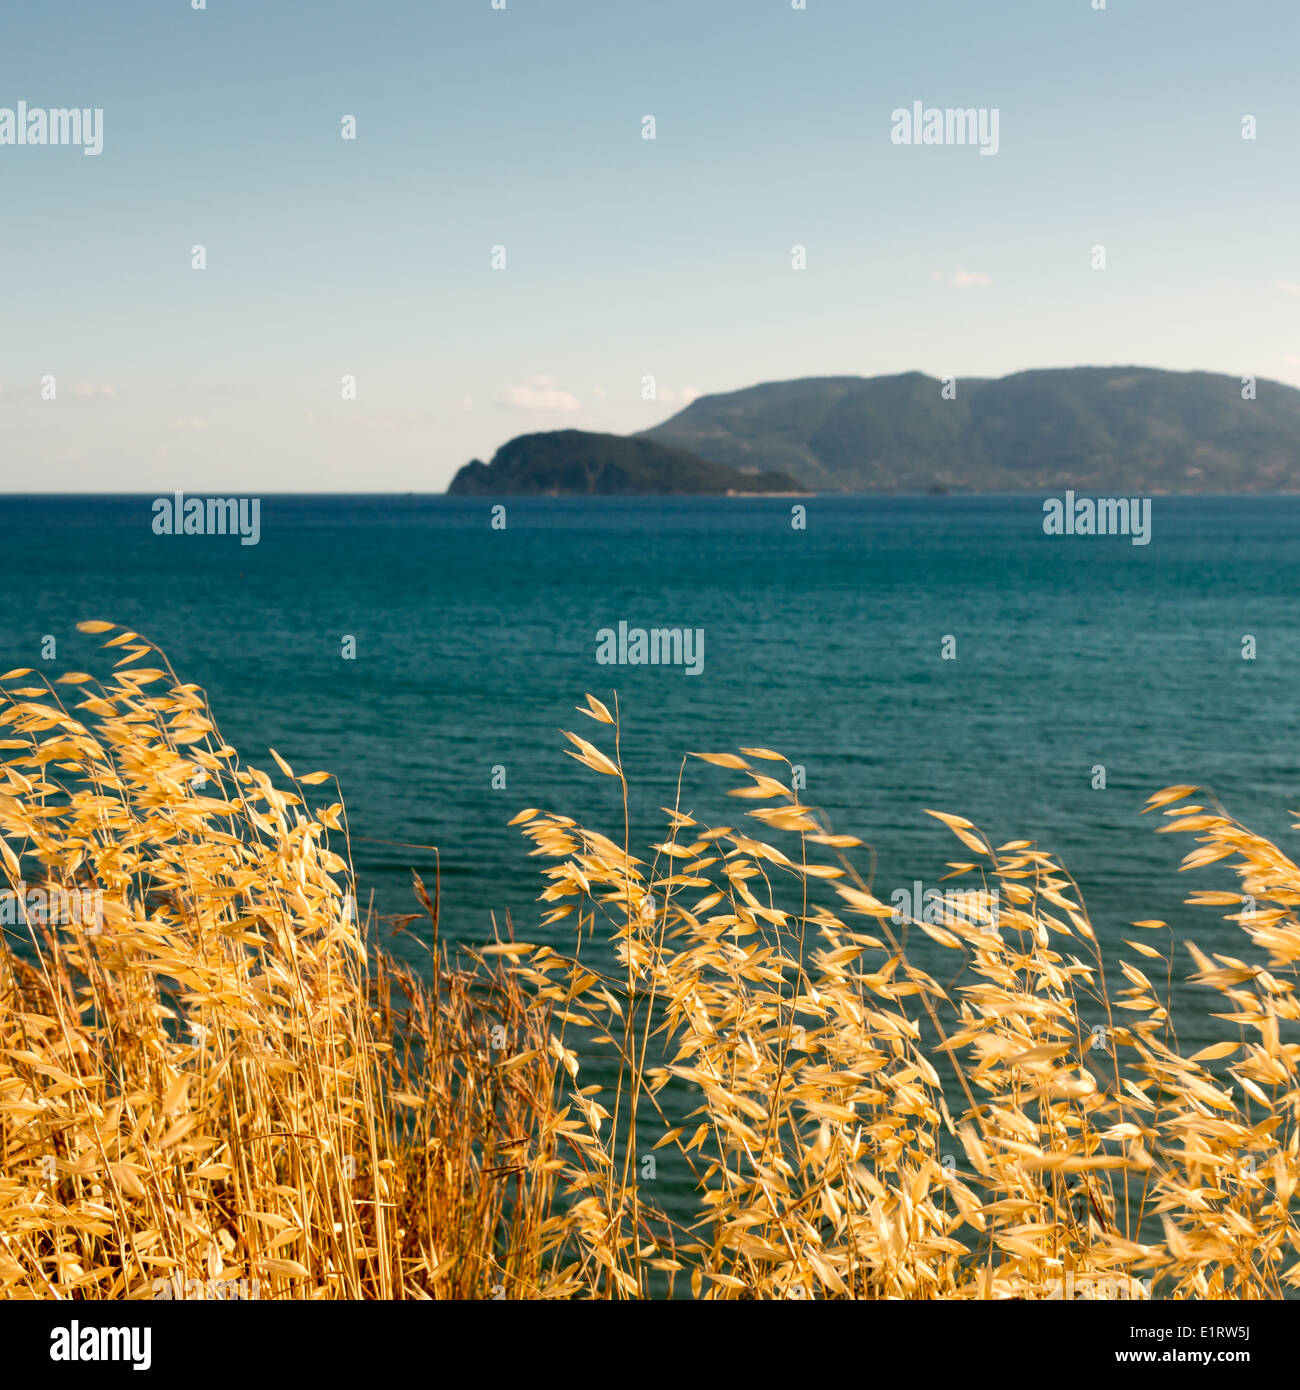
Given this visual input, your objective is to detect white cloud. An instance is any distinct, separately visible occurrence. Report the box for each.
[72,383,118,397]
[497,375,581,413]
[932,269,992,288]
[1284,354,1300,367]
[657,386,701,406]
[1277,281,1300,295]
[168,418,210,431]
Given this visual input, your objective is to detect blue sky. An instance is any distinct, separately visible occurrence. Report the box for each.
[1,0,1297,491]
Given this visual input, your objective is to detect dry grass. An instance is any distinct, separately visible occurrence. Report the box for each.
[1,630,1297,1298]
[0,623,571,1299]
[509,700,1300,1300]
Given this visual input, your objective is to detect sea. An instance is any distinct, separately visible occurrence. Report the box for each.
[2,491,1295,1103]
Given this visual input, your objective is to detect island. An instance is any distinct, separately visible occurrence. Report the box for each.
[446,429,807,496]
[637,367,1300,494]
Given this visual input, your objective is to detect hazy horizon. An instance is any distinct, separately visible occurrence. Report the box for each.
[5,360,1299,495]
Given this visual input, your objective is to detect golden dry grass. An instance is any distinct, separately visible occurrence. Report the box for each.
[1,629,1297,1298]
[0,623,570,1299]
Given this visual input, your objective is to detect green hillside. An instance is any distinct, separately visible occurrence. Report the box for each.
[447,429,806,496]
[638,367,1300,492]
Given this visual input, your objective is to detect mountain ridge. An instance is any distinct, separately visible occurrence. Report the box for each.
[636,366,1300,493]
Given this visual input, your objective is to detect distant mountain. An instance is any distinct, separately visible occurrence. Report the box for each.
[638,367,1300,493]
[447,429,806,496]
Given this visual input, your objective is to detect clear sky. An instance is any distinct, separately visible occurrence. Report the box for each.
[1,0,1297,492]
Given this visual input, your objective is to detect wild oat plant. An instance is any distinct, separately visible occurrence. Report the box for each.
[0,628,1296,1299]
[0,623,565,1299]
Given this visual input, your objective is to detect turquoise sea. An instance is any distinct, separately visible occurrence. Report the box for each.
[3,492,1297,1053]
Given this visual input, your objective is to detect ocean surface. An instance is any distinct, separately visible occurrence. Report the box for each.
[2,492,1296,1055]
